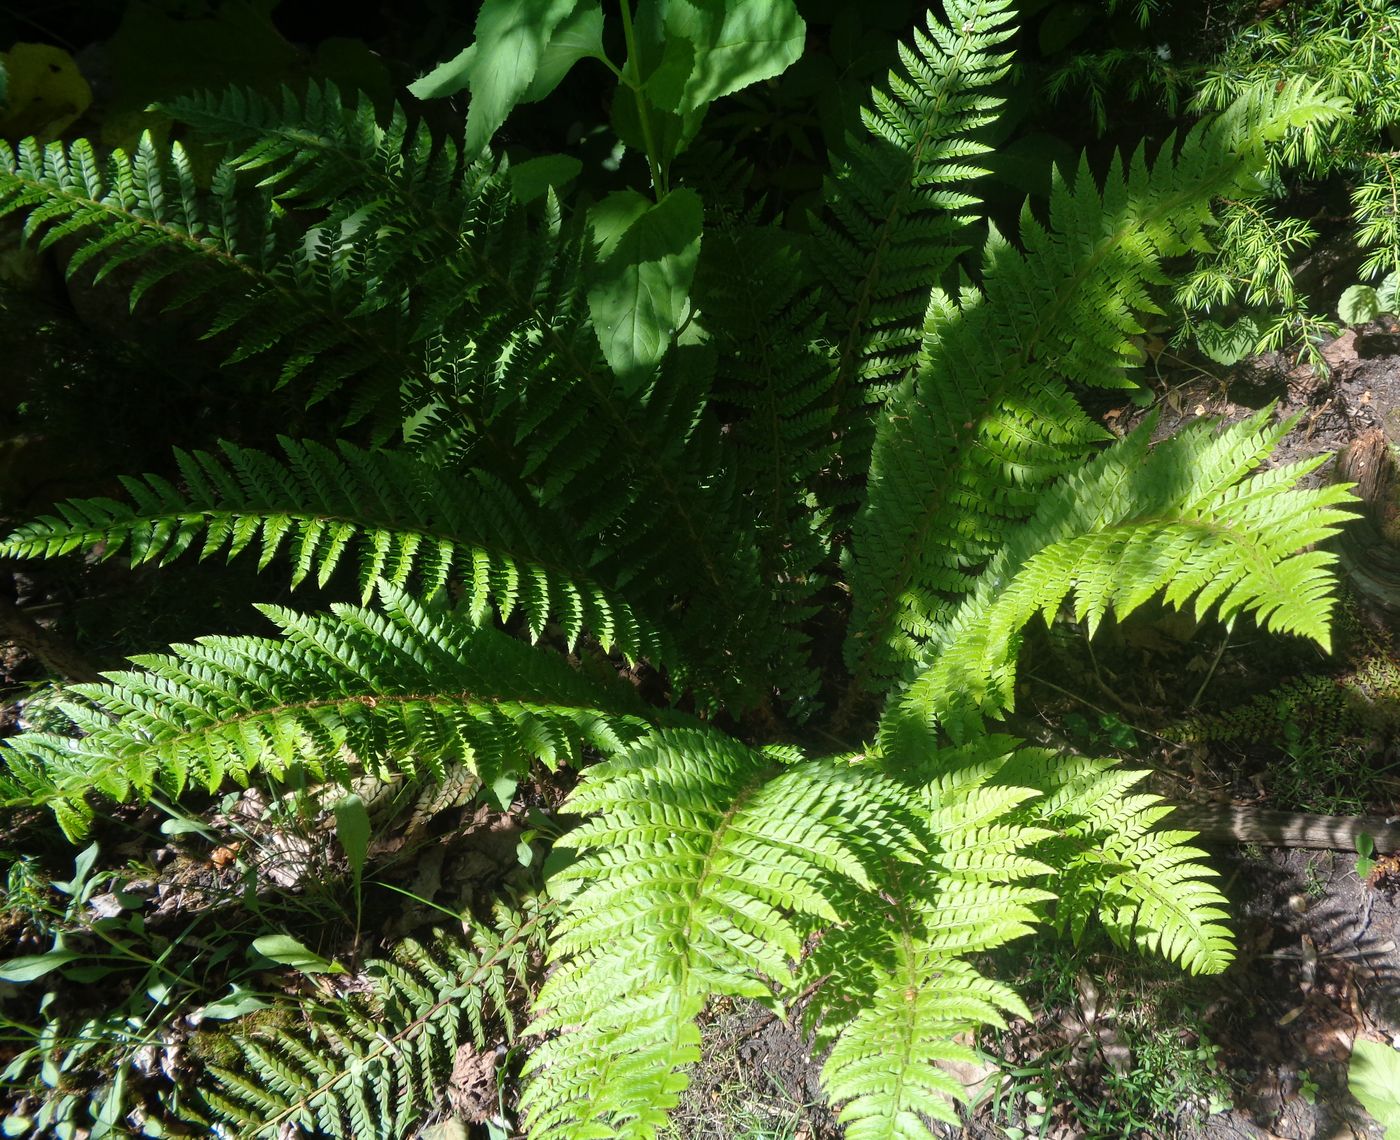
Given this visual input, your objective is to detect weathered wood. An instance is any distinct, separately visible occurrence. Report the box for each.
[1166,803,1400,853]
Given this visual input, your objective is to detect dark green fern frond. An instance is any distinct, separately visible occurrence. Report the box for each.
[0,588,648,839]
[845,84,1346,694]
[696,225,837,701]
[0,130,414,428]
[814,0,1017,441]
[163,85,546,430]
[522,729,918,1139]
[2,87,803,706]
[203,902,548,1139]
[1,438,668,660]
[885,410,1356,746]
[163,87,798,704]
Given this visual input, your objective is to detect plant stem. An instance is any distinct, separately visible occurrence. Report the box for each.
[617,0,667,199]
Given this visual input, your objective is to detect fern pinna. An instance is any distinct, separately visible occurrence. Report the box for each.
[0,1,1356,1137]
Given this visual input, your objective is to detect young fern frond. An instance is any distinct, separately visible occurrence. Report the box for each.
[821,949,1028,1138]
[1,437,668,660]
[884,410,1356,746]
[811,736,1052,1137]
[845,83,1347,693]
[521,729,919,1139]
[203,904,548,1139]
[0,588,648,840]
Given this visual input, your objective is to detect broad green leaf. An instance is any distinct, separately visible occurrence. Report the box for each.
[489,773,520,810]
[0,43,91,140]
[1195,314,1268,365]
[0,949,81,982]
[509,154,584,203]
[51,842,100,897]
[250,934,346,975]
[586,187,704,390]
[1339,283,1381,326]
[1349,1040,1400,1133]
[642,0,805,116]
[1038,1,1096,55]
[198,984,273,1020]
[409,0,588,156]
[522,1,606,102]
[333,793,371,883]
[1380,270,1400,312]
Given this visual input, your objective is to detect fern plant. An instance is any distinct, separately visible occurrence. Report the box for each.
[0,0,1359,1136]
[200,902,549,1139]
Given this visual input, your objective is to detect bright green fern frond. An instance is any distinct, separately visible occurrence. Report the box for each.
[1,438,667,660]
[996,749,1234,974]
[885,410,1356,745]
[800,736,1050,1139]
[522,729,919,1139]
[845,84,1346,695]
[0,587,648,839]
[203,903,548,1139]
[822,948,1028,1138]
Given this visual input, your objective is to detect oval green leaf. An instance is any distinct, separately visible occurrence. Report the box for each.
[250,934,345,975]
[586,187,703,391]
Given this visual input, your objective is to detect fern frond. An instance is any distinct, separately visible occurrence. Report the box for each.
[522,729,918,1139]
[2,87,809,704]
[204,903,548,1139]
[0,129,414,427]
[1,438,667,660]
[822,949,1027,1137]
[0,587,648,839]
[808,735,1049,1138]
[845,83,1346,693]
[996,749,1235,974]
[886,410,1356,745]
[815,0,1017,435]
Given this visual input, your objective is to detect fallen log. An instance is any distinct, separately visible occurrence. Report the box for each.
[1166,803,1400,853]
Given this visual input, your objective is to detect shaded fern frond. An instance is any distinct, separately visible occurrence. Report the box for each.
[0,587,647,839]
[203,902,548,1139]
[0,127,414,427]
[846,84,1346,692]
[886,410,1356,745]
[815,0,1016,433]
[522,729,918,1139]
[1,438,667,660]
